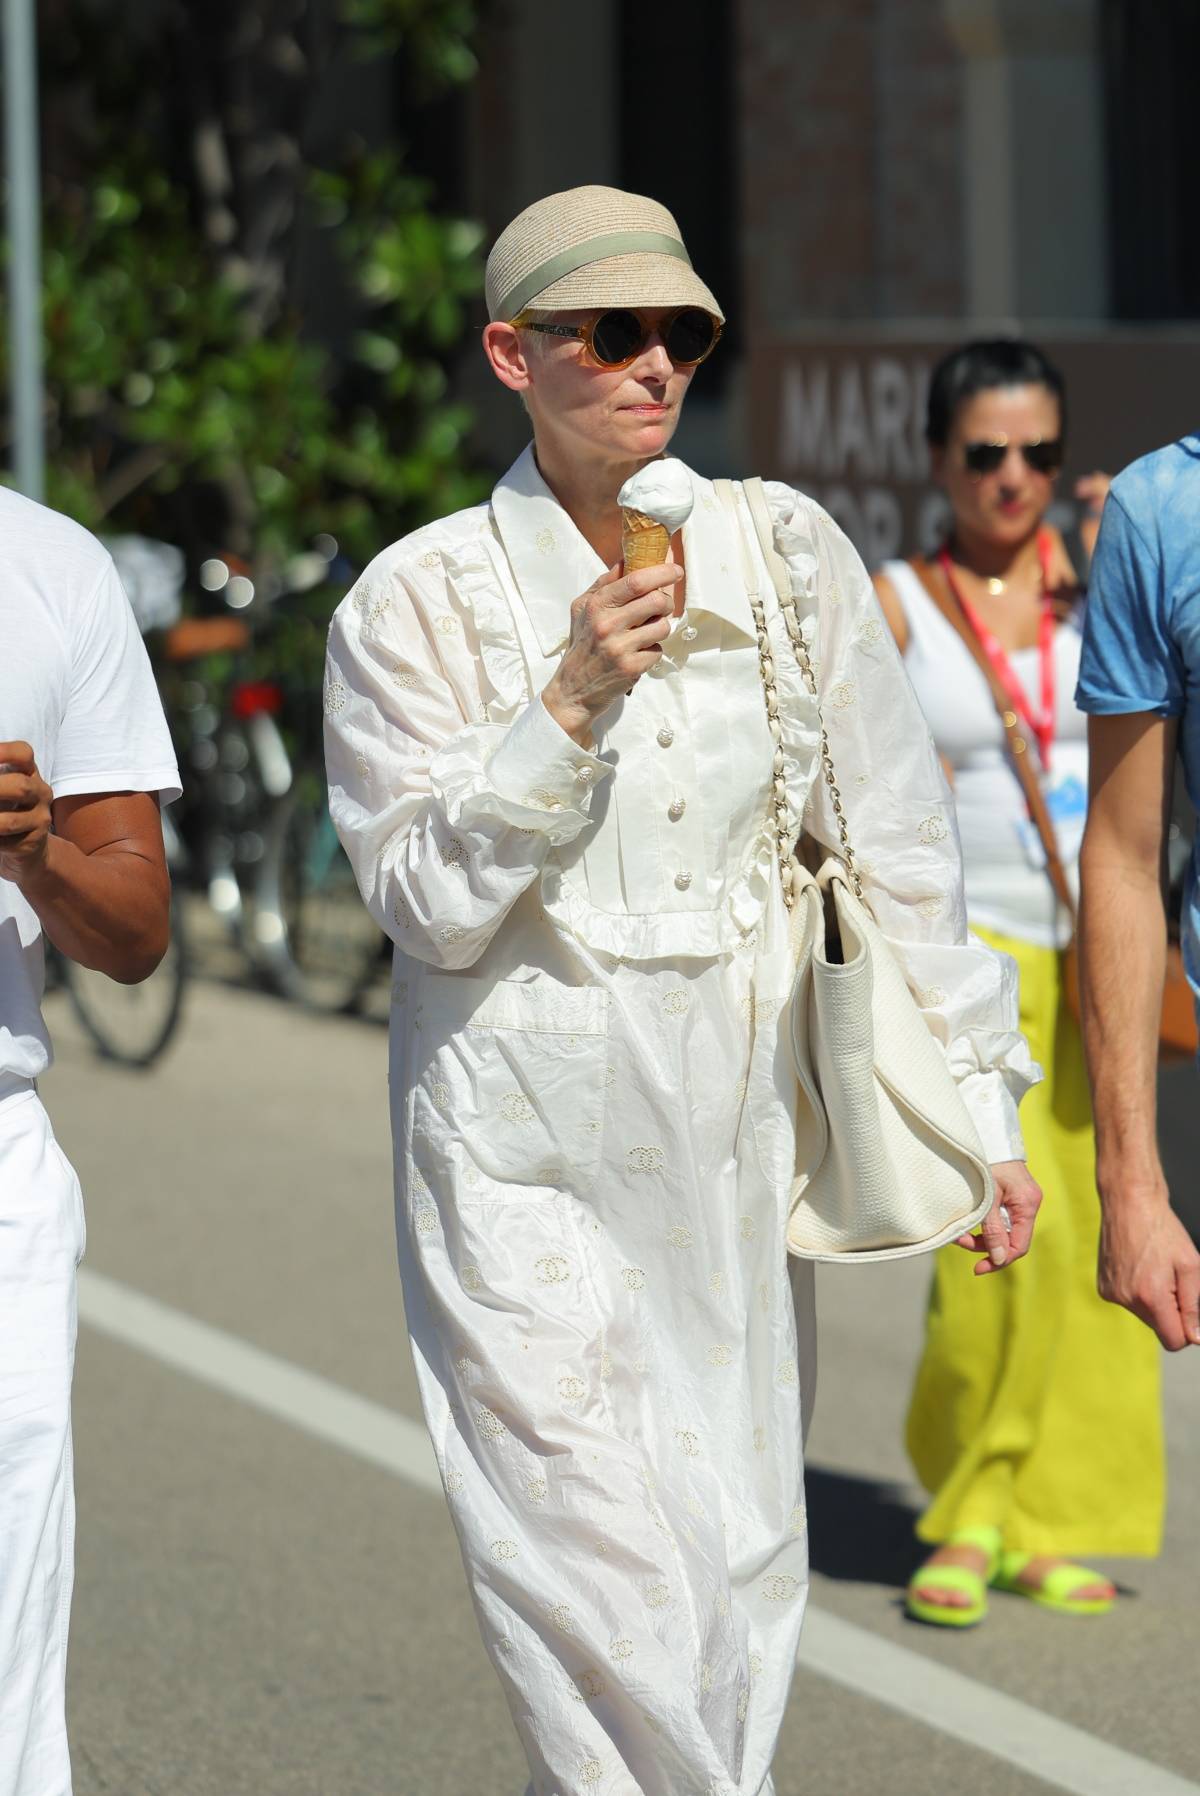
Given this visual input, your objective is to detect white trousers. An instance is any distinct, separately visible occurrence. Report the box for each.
[0,1081,82,1796]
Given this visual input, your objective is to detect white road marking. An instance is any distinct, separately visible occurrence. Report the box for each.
[79,1268,1200,1796]
[78,1267,442,1495]
[799,1607,1200,1796]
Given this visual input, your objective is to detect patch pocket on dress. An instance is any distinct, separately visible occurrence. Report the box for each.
[412,973,609,1199]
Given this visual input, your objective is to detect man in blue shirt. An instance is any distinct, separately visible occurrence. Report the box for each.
[1076,433,1200,1353]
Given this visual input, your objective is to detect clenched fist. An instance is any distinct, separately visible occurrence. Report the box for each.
[0,741,53,889]
[542,561,682,744]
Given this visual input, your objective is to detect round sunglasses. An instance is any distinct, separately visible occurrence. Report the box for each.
[963,437,1064,478]
[513,306,723,371]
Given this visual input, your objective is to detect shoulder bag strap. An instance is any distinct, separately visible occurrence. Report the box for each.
[715,477,864,902]
[908,556,1076,924]
[713,477,794,909]
[744,478,863,898]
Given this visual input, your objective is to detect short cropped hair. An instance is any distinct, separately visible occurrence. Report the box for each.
[925,338,1067,447]
[511,310,555,415]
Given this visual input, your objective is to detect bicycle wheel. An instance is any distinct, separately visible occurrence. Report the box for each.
[63,918,188,1067]
[254,772,382,1012]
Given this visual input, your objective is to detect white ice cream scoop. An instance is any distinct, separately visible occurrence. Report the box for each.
[617,459,695,533]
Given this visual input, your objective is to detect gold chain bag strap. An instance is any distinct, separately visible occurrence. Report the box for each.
[738,475,864,906]
[714,478,995,1263]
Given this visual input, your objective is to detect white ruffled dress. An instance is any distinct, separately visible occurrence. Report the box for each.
[323,447,1036,1796]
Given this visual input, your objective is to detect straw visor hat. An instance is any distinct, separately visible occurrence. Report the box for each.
[485,185,724,324]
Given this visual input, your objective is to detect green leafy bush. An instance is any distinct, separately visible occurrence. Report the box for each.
[5,0,488,683]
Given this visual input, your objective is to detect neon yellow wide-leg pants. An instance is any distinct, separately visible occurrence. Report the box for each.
[906,926,1164,1557]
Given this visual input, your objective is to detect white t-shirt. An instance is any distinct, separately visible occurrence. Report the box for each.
[0,487,181,1078]
[882,558,1087,949]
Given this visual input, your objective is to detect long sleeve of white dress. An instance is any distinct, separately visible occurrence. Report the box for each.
[325,559,610,970]
[764,483,1038,1164]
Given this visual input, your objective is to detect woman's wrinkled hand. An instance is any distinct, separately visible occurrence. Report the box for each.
[955,1160,1042,1275]
[542,562,682,745]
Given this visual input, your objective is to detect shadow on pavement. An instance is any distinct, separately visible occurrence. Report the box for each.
[805,1463,922,1589]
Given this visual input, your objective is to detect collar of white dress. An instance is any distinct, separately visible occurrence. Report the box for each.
[490,443,757,656]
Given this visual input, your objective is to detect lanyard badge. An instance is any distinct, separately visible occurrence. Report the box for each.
[937,532,1057,772]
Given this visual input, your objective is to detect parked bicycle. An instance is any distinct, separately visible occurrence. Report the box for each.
[158,543,382,1014]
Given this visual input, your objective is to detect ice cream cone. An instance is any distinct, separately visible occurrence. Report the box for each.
[621,509,671,571]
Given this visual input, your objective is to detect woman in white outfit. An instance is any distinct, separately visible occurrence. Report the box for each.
[324,187,1041,1796]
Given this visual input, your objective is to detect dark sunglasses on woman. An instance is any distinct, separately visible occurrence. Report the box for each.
[513,306,723,371]
[963,438,1064,478]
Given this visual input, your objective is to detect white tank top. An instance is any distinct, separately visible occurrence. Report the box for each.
[881,559,1087,948]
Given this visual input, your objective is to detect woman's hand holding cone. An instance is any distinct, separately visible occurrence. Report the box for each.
[542,562,681,745]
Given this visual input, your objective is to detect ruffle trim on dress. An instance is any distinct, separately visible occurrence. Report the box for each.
[441,529,530,727]
[751,483,824,840]
[540,828,780,963]
[764,601,820,840]
[772,516,822,600]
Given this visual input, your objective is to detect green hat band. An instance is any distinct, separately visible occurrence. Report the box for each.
[500,231,691,320]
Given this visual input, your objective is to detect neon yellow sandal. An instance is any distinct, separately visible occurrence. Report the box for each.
[905,1525,1002,1629]
[991,1552,1115,1616]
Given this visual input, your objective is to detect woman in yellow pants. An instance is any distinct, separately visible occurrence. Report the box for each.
[874,339,1163,1625]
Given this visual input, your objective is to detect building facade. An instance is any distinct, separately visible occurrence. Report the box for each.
[448,0,1199,557]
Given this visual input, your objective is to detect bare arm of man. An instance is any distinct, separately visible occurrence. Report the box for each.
[1079,712,1200,1349]
[0,740,169,984]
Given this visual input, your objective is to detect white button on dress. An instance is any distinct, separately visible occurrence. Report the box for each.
[668,798,686,821]
[656,724,674,748]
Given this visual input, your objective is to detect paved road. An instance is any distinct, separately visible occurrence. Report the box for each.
[41,971,1200,1796]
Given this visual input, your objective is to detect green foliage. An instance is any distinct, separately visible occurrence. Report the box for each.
[337,0,480,87]
[5,0,489,685]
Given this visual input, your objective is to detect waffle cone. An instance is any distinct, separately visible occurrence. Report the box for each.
[621,509,671,571]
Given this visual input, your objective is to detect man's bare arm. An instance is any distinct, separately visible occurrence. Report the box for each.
[1080,714,1172,1181]
[1079,713,1200,1349]
[0,741,169,984]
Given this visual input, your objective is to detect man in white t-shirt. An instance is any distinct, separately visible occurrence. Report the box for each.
[0,485,179,1795]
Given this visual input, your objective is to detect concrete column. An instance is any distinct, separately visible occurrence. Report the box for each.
[945,0,1108,321]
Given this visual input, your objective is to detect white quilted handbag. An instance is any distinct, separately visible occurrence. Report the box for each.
[716,478,995,1264]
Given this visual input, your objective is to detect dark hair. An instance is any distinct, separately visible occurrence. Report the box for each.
[925,338,1067,447]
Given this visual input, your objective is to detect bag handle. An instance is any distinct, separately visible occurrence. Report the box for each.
[908,556,1076,924]
[714,477,863,904]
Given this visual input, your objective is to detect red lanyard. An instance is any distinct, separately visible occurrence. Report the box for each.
[937,531,1056,771]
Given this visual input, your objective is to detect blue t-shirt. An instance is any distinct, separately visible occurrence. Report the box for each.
[1076,432,1200,996]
